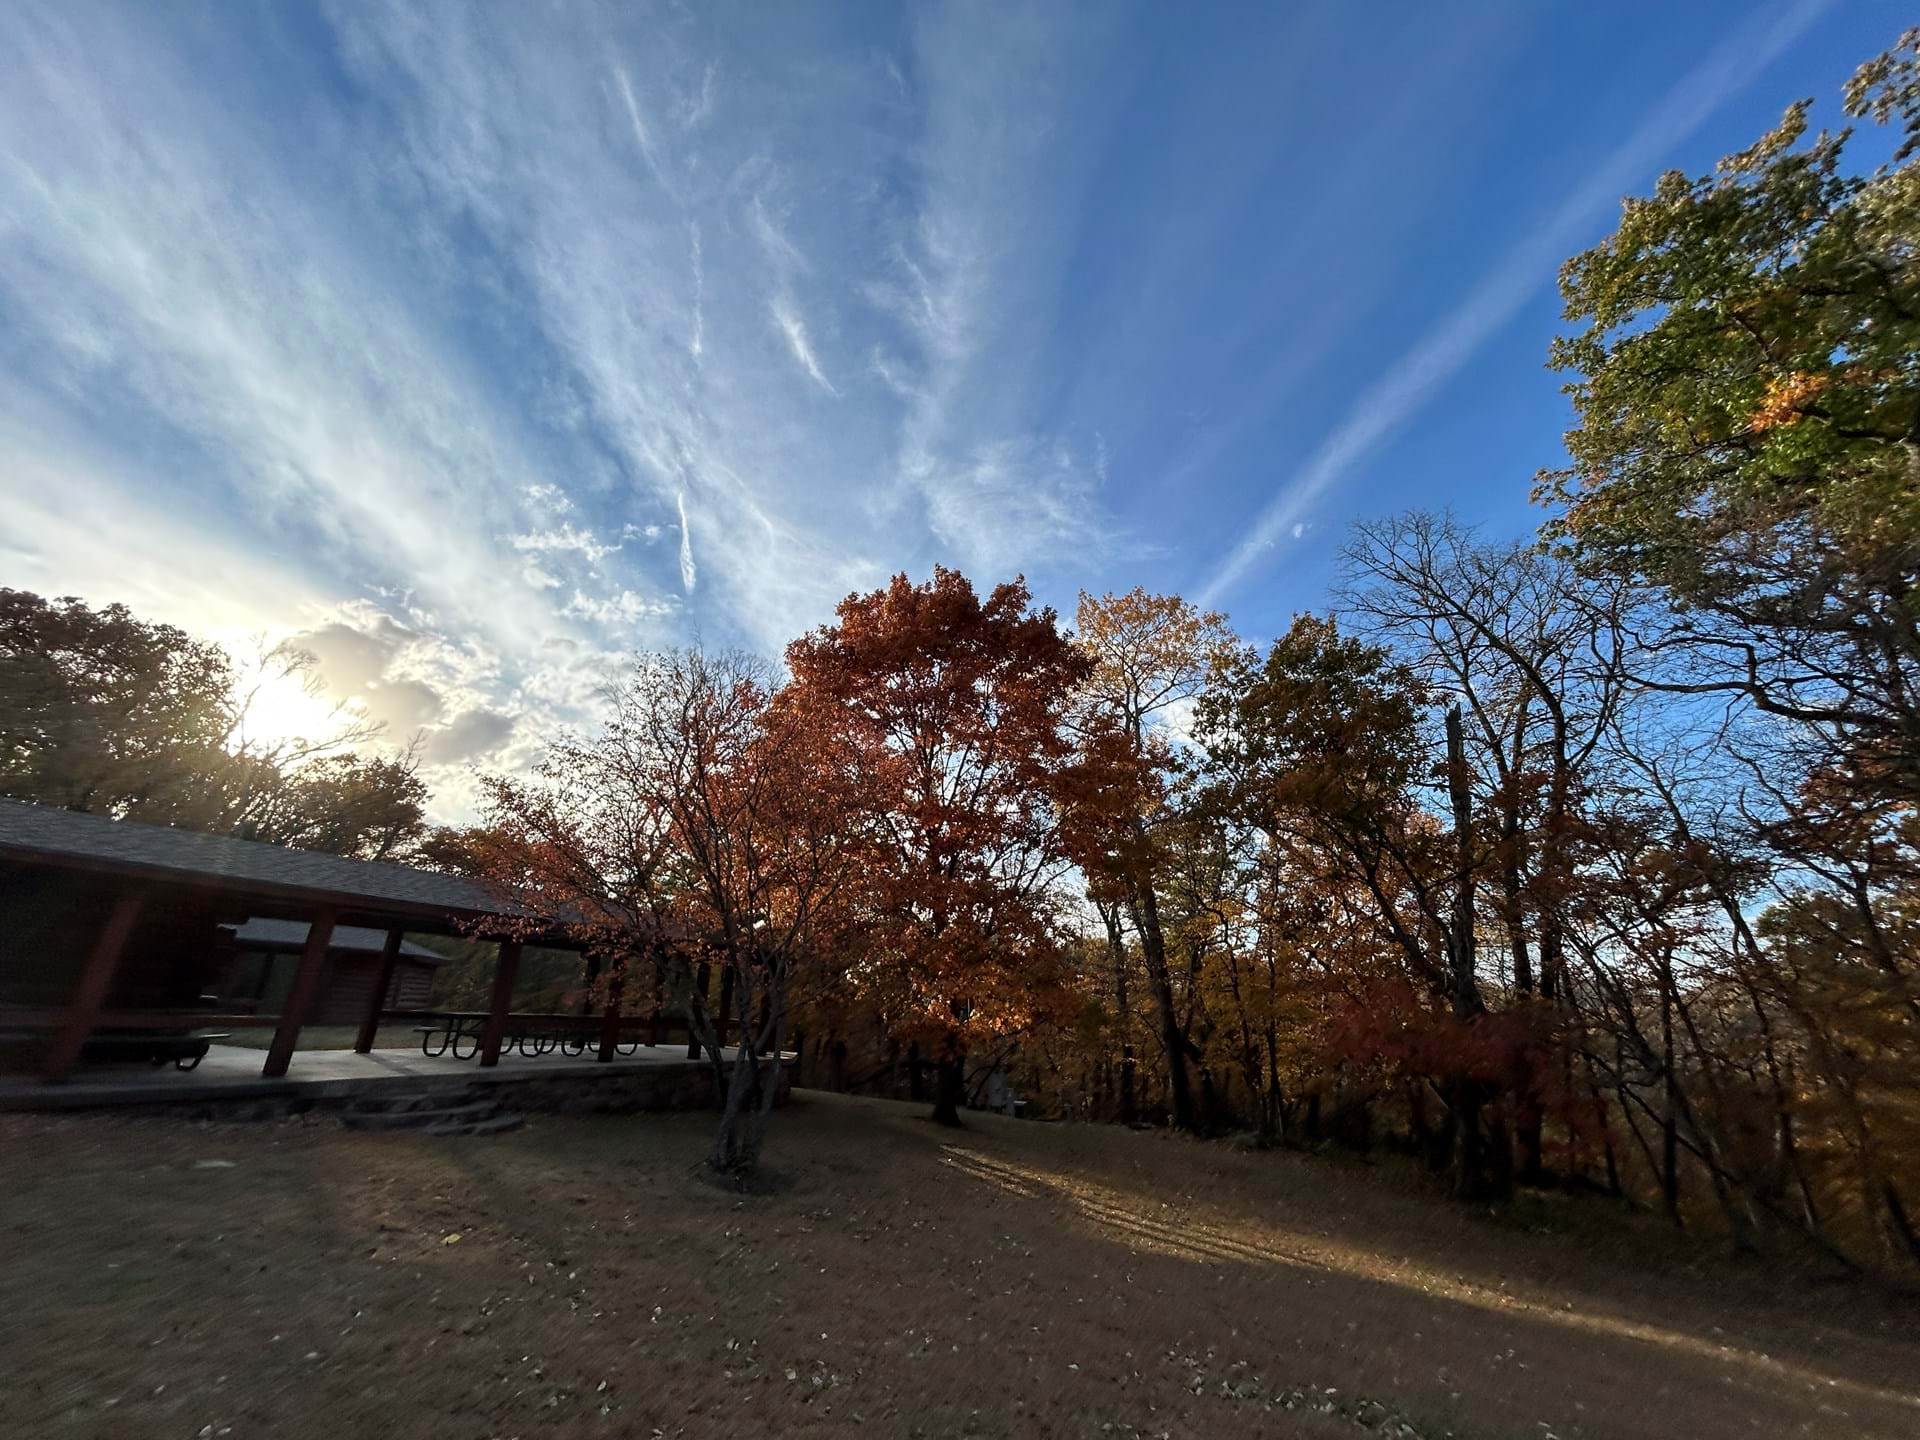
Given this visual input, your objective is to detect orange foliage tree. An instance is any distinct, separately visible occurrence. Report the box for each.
[1062,586,1241,1132]
[784,567,1089,1125]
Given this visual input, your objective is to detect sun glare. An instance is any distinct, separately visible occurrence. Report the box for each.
[236,666,362,753]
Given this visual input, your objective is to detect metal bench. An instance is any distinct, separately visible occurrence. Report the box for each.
[405,1011,645,1062]
[79,1029,230,1071]
[413,1018,481,1060]
[506,1015,637,1058]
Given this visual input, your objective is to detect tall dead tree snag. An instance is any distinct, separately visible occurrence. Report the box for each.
[1443,703,1503,1200]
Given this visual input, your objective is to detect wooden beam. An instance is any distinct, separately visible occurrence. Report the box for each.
[478,938,523,1067]
[353,927,406,1054]
[262,908,336,1078]
[43,889,148,1083]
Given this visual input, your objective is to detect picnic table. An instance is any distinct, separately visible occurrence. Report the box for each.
[406,1011,644,1061]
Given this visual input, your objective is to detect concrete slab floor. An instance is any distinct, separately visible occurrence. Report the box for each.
[0,1041,727,1110]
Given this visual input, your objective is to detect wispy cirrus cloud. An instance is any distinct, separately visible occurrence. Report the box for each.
[0,0,1857,823]
[864,4,1136,574]
[2,1,1141,696]
[770,295,838,395]
[1197,0,1836,607]
[675,491,698,594]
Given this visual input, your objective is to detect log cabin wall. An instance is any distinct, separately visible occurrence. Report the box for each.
[225,947,439,1027]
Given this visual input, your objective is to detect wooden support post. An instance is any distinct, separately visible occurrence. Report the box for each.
[687,962,710,1060]
[264,908,336,1078]
[716,964,735,1048]
[44,889,148,1083]
[596,966,624,1064]
[353,927,406,1054]
[478,938,522,1068]
[580,952,602,1016]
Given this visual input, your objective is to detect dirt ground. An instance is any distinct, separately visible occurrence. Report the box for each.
[2,1092,1915,1440]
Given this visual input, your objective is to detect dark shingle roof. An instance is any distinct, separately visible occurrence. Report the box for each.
[0,798,508,928]
[227,917,446,962]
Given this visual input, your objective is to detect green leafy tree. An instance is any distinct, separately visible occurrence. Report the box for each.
[0,587,423,858]
[1539,31,1920,802]
[1539,32,1920,1265]
[243,751,429,860]
[0,588,236,818]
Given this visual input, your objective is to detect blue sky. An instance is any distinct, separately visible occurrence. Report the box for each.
[0,1,1904,811]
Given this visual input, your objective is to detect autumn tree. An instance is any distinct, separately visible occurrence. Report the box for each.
[1340,514,1629,1178]
[476,647,859,1174]
[1062,587,1241,1132]
[1539,30,1920,811]
[1200,615,1514,1197]
[239,751,429,860]
[1537,30,1920,1265]
[784,568,1087,1126]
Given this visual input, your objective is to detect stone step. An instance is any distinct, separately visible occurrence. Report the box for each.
[425,1112,524,1138]
[342,1099,503,1132]
[344,1090,476,1116]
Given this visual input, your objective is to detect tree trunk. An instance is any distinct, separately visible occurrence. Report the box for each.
[1500,809,1545,1183]
[740,998,787,1170]
[1444,706,1504,1202]
[1444,706,1479,1019]
[1264,1024,1286,1141]
[687,961,711,1060]
[931,1034,965,1127]
[708,1030,762,1173]
[1101,903,1138,1126]
[1660,968,1681,1225]
[1132,883,1197,1131]
[715,963,736,1048]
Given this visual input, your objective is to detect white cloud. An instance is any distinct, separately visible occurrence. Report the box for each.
[0,8,593,670]
[861,5,1135,575]
[560,588,678,626]
[611,63,671,193]
[770,295,837,394]
[524,482,574,513]
[420,708,517,765]
[688,222,706,364]
[0,406,327,642]
[676,490,697,593]
[683,63,719,131]
[1198,0,1835,606]
[509,523,625,564]
[748,190,809,277]
[0,1,1150,817]
[909,437,1111,575]
[316,3,888,649]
